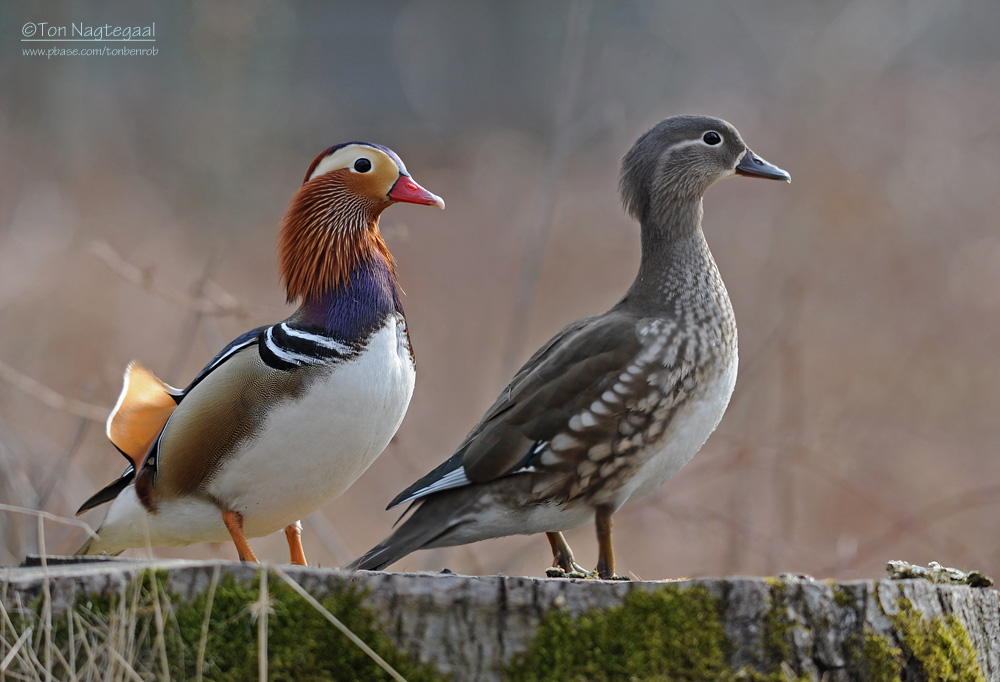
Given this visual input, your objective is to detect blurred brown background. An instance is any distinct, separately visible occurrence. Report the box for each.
[2,1,999,580]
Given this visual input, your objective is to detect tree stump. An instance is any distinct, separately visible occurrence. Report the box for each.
[2,557,997,681]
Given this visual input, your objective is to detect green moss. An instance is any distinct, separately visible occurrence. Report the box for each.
[891,598,985,682]
[861,632,903,682]
[762,582,793,665]
[506,584,803,682]
[22,569,442,682]
[839,597,985,682]
[833,587,855,608]
[842,631,903,682]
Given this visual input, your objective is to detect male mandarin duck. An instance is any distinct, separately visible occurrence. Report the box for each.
[76,142,444,564]
[348,116,789,579]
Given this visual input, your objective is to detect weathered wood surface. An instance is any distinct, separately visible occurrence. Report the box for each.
[3,558,999,681]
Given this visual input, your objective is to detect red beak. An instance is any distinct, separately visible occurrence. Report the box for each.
[387,175,445,209]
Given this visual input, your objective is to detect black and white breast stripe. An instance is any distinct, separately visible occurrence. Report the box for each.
[259,322,359,370]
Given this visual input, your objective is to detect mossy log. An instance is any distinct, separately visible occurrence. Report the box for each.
[2,557,998,681]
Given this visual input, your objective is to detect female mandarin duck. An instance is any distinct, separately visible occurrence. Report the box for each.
[349,116,788,579]
[75,142,444,564]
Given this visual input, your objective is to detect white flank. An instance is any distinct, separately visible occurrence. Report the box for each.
[623,354,738,504]
[87,486,231,553]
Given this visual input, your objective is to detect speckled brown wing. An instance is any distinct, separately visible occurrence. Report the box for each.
[460,306,712,506]
[138,346,315,506]
[460,309,646,483]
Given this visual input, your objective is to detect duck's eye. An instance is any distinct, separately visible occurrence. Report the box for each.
[702,131,722,146]
[353,158,373,173]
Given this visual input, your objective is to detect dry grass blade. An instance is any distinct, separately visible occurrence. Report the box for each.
[257,568,268,682]
[45,639,74,682]
[70,612,97,675]
[63,610,76,682]
[0,504,99,540]
[0,627,32,673]
[22,638,47,682]
[194,565,220,682]
[36,517,52,682]
[0,598,36,678]
[108,648,148,682]
[146,571,171,682]
[270,567,409,682]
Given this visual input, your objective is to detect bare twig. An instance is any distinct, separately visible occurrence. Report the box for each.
[37,407,93,509]
[166,256,217,379]
[0,361,108,422]
[89,241,247,318]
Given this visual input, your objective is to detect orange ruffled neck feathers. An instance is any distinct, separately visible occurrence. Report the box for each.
[278,169,397,304]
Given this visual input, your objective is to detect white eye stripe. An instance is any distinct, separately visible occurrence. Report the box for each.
[667,139,708,152]
[654,138,710,166]
[308,145,382,181]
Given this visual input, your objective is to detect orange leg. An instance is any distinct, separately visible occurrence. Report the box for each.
[222,510,258,563]
[595,506,628,580]
[285,521,307,566]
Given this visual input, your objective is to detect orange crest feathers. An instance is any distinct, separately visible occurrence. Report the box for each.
[278,170,396,303]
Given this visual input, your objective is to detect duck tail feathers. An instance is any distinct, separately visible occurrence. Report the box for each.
[345,487,483,571]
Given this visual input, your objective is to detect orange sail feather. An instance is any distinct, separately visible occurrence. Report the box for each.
[105,361,179,462]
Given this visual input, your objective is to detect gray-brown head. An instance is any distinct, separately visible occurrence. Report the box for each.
[619,115,789,229]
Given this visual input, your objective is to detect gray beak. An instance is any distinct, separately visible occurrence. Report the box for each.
[735,149,791,182]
